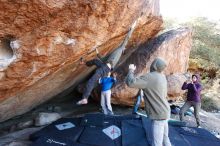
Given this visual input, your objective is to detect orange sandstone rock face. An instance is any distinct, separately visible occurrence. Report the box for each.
[0,0,162,122]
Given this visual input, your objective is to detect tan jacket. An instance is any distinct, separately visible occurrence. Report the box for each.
[125,58,170,120]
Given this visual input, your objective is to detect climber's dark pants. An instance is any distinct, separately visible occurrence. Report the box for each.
[179,101,201,126]
[81,46,124,100]
[82,72,101,99]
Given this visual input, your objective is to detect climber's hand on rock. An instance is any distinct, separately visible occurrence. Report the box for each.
[112,72,117,78]
[129,64,136,71]
[79,57,85,65]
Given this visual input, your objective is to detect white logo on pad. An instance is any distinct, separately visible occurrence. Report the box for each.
[55,122,75,130]
[46,139,66,145]
[102,125,121,140]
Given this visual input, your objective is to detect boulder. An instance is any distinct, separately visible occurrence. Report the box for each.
[17,120,34,130]
[0,0,162,122]
[109,28,192,105]
[0,128,40,146]
[35,112,61,126]
[7,141,32,146]
[167,74,188,98]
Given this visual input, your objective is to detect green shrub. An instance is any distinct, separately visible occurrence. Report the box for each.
[201,95,220,112]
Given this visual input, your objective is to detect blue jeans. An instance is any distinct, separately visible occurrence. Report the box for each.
[133,94,142,114]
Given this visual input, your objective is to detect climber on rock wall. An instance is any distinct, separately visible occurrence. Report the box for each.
[76,20,138,105]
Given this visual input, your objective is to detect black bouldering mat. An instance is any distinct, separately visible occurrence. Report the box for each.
[30,113,220,146]
[30,117,84,142]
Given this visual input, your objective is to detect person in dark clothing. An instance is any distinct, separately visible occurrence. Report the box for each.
[179,74,202,127]
[77,57,112,105]
[76,20,138,105]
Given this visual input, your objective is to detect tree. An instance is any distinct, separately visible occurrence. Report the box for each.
[164,17,220,67]
[184,17,220,67]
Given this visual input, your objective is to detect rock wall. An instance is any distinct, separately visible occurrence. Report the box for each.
[108,28,192,105]
[167,73,188,98]
[0,0,162,122]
